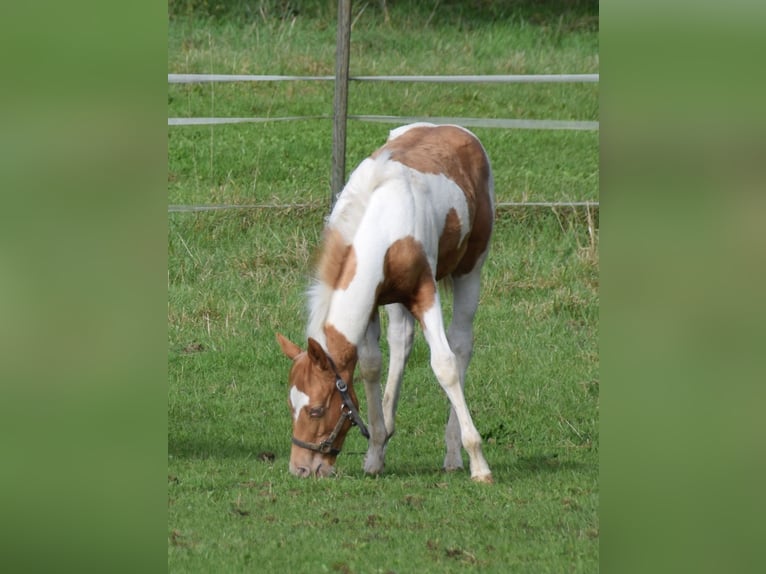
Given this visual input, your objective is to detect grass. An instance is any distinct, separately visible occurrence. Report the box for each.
[168,0,599,206]
[169,2,598,572]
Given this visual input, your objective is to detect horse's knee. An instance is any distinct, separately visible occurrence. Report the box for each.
[449,335,472,360]
[360,365,381,384]
[431,353,459,387]
[359,352,382,382]
[460,425,482,452]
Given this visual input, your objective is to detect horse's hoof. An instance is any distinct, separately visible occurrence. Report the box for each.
[471,473,494,484]
[363,457,385,475]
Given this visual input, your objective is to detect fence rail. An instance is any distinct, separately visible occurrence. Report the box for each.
[168,114,598,131]
[168,73,599,84]
[167,72,599,131]
[168,6,598,212]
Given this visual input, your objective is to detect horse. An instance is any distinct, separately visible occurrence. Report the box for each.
[276,122,495,483]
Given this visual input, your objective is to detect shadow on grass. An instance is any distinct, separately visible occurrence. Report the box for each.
[169,435,286,462]
[169,434,595,484]
[333,449,593,483]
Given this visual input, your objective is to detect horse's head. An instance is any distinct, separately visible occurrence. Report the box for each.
[276,333,368,477]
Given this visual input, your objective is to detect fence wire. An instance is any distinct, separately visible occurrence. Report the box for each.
[168,73,598,213]
[168,115,598,130]
[168,73,599,84]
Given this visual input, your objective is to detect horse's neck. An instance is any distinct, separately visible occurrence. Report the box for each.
[325,278,378,349]
[308,250,382,374]
[309,163,389,371]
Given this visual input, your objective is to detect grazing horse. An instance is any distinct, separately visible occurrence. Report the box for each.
[276,123,495,483]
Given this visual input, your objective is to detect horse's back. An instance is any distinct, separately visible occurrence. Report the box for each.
[374,124,492,207]
[372,124,494,278]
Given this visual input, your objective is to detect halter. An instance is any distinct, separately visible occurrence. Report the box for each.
[291,357,370,456]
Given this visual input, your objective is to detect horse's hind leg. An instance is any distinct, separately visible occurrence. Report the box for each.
[359,310,386,475]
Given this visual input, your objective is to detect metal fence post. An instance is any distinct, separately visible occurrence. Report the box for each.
[331,0,352,211]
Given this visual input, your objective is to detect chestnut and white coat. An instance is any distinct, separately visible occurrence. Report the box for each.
[277,122,495,482]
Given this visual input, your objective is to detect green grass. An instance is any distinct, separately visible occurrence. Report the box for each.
[169,3,598,572]
[168,0,599,207]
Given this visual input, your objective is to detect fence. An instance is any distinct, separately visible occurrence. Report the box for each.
[167,74,599,133]
[168,0,598,212]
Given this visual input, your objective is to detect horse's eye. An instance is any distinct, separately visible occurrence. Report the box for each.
[308,406,325,418]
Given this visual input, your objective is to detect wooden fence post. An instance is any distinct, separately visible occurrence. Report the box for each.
[331,0,352,210]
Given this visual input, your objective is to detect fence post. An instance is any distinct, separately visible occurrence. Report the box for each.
[331,0,352,210]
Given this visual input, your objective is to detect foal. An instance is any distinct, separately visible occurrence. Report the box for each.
[277,123,495,482]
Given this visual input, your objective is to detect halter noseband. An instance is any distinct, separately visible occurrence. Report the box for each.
[291,357,369,456]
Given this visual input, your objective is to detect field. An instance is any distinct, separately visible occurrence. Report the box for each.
[168,1,599,572]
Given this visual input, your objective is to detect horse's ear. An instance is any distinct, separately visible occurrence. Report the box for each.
[306,337,330,371]
[276,333,302,360]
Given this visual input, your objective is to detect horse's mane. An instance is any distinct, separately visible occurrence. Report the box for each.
[305,151,395,345]
[304,124,439,346]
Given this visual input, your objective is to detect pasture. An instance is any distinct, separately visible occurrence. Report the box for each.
[168,1,599,571]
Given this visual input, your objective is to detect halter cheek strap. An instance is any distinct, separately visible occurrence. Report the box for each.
[333,375,369,439]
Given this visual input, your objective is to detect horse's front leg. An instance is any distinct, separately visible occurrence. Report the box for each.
[419,286,492,483]
[381,303,414,440]
[358,310,386,475]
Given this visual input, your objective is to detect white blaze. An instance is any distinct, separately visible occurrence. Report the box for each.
[289,385,310,422]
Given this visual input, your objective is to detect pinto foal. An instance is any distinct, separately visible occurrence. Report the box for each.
[277,123,495,482]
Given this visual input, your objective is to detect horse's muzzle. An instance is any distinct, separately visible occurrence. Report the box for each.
[289,459,335,478]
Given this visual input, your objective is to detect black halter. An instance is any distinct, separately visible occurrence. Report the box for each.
[291,358,370,456]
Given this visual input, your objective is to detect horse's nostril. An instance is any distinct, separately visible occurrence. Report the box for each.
[296,466,311,477]
[314,463,335,477]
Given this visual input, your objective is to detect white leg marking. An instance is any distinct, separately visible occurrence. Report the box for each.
[421,290,492,482]
[289,385,310,422]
